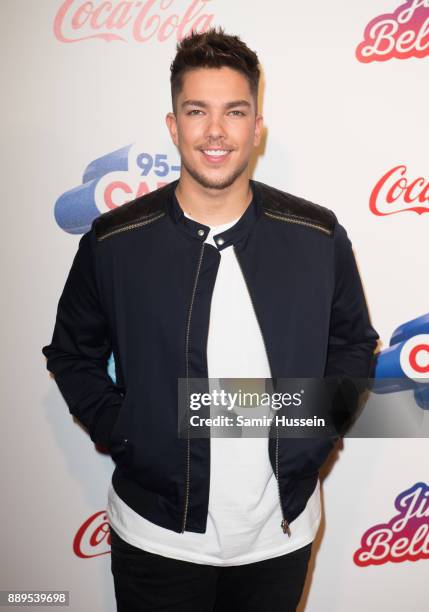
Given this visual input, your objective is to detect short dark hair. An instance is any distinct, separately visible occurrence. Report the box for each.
[170,27,260,113]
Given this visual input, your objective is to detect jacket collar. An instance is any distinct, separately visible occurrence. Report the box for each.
[166,179,262,251]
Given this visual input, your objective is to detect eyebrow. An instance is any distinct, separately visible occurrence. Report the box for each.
[181,99,252,110]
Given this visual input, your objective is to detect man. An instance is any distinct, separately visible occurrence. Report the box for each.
[42,27,379,612]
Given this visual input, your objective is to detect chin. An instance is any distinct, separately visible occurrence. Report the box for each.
[198,176,238,190]
[184,161,248,191]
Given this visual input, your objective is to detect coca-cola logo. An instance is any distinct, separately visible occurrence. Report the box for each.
[356,0,429,63]
[370,165,429,216]
[54,0,215,44]
[354,482,429,566]
[73,511,111,558]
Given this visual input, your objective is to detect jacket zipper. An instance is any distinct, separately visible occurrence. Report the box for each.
[264,210,332,236]
[181,241,206,533]
[97,212,166,242]
[233,246,291,536]
[276,427,291,536]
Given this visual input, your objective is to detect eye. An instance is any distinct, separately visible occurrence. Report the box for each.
[187,109,204,116]
[229,110,246,116]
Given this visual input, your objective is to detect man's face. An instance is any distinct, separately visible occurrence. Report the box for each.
[166,67,263,190]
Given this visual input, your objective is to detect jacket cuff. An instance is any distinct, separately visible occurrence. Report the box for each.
[90,403,122,449]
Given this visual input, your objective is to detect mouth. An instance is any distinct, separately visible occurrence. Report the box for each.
[199,148,233,164]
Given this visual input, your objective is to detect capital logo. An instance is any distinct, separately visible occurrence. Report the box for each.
[54,0,214,44]
[54,143,180,233]
[73,511,111,558]
[374,313,429,410]
[356,0,429,63]
[370,165,429,216]
[354,482,429,566]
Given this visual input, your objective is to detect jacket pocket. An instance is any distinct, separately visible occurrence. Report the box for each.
[299,440,335,478]
[281,437,335,479]
[108,396,134,468]
[110,436,133,469]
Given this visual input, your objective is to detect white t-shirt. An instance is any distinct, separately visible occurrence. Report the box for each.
[106,211,321,566]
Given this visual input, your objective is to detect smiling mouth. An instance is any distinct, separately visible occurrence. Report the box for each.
[200,148,233,163]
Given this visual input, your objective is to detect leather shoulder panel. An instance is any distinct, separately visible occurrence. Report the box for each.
[252,180,336,236]
[93,181,177,242]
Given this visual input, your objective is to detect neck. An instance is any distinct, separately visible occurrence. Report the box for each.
[175,170,253,226]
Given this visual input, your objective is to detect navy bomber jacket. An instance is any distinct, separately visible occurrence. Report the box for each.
[42,179,379,535]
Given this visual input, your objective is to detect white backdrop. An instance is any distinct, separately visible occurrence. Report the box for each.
[2,1,428,610]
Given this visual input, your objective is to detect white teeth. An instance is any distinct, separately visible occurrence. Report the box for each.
[203,150,229,156]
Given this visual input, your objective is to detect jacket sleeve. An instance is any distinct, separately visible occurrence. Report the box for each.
[325,219,379,378]
[42,226,123,449]
[324,218,380,437]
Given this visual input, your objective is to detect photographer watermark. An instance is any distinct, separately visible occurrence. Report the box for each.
[177,377,429,439]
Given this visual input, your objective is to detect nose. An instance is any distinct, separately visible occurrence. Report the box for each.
[204,113,226,141]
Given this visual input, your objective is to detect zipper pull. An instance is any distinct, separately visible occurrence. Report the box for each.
[281,519,291,536]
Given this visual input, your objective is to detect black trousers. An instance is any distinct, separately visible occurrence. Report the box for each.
[110,526,312,612]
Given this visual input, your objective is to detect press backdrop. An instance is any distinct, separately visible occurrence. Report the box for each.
[2,1,429,610]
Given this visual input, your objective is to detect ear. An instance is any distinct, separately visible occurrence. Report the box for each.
[166,112,179,146]
[253,113,264,147]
